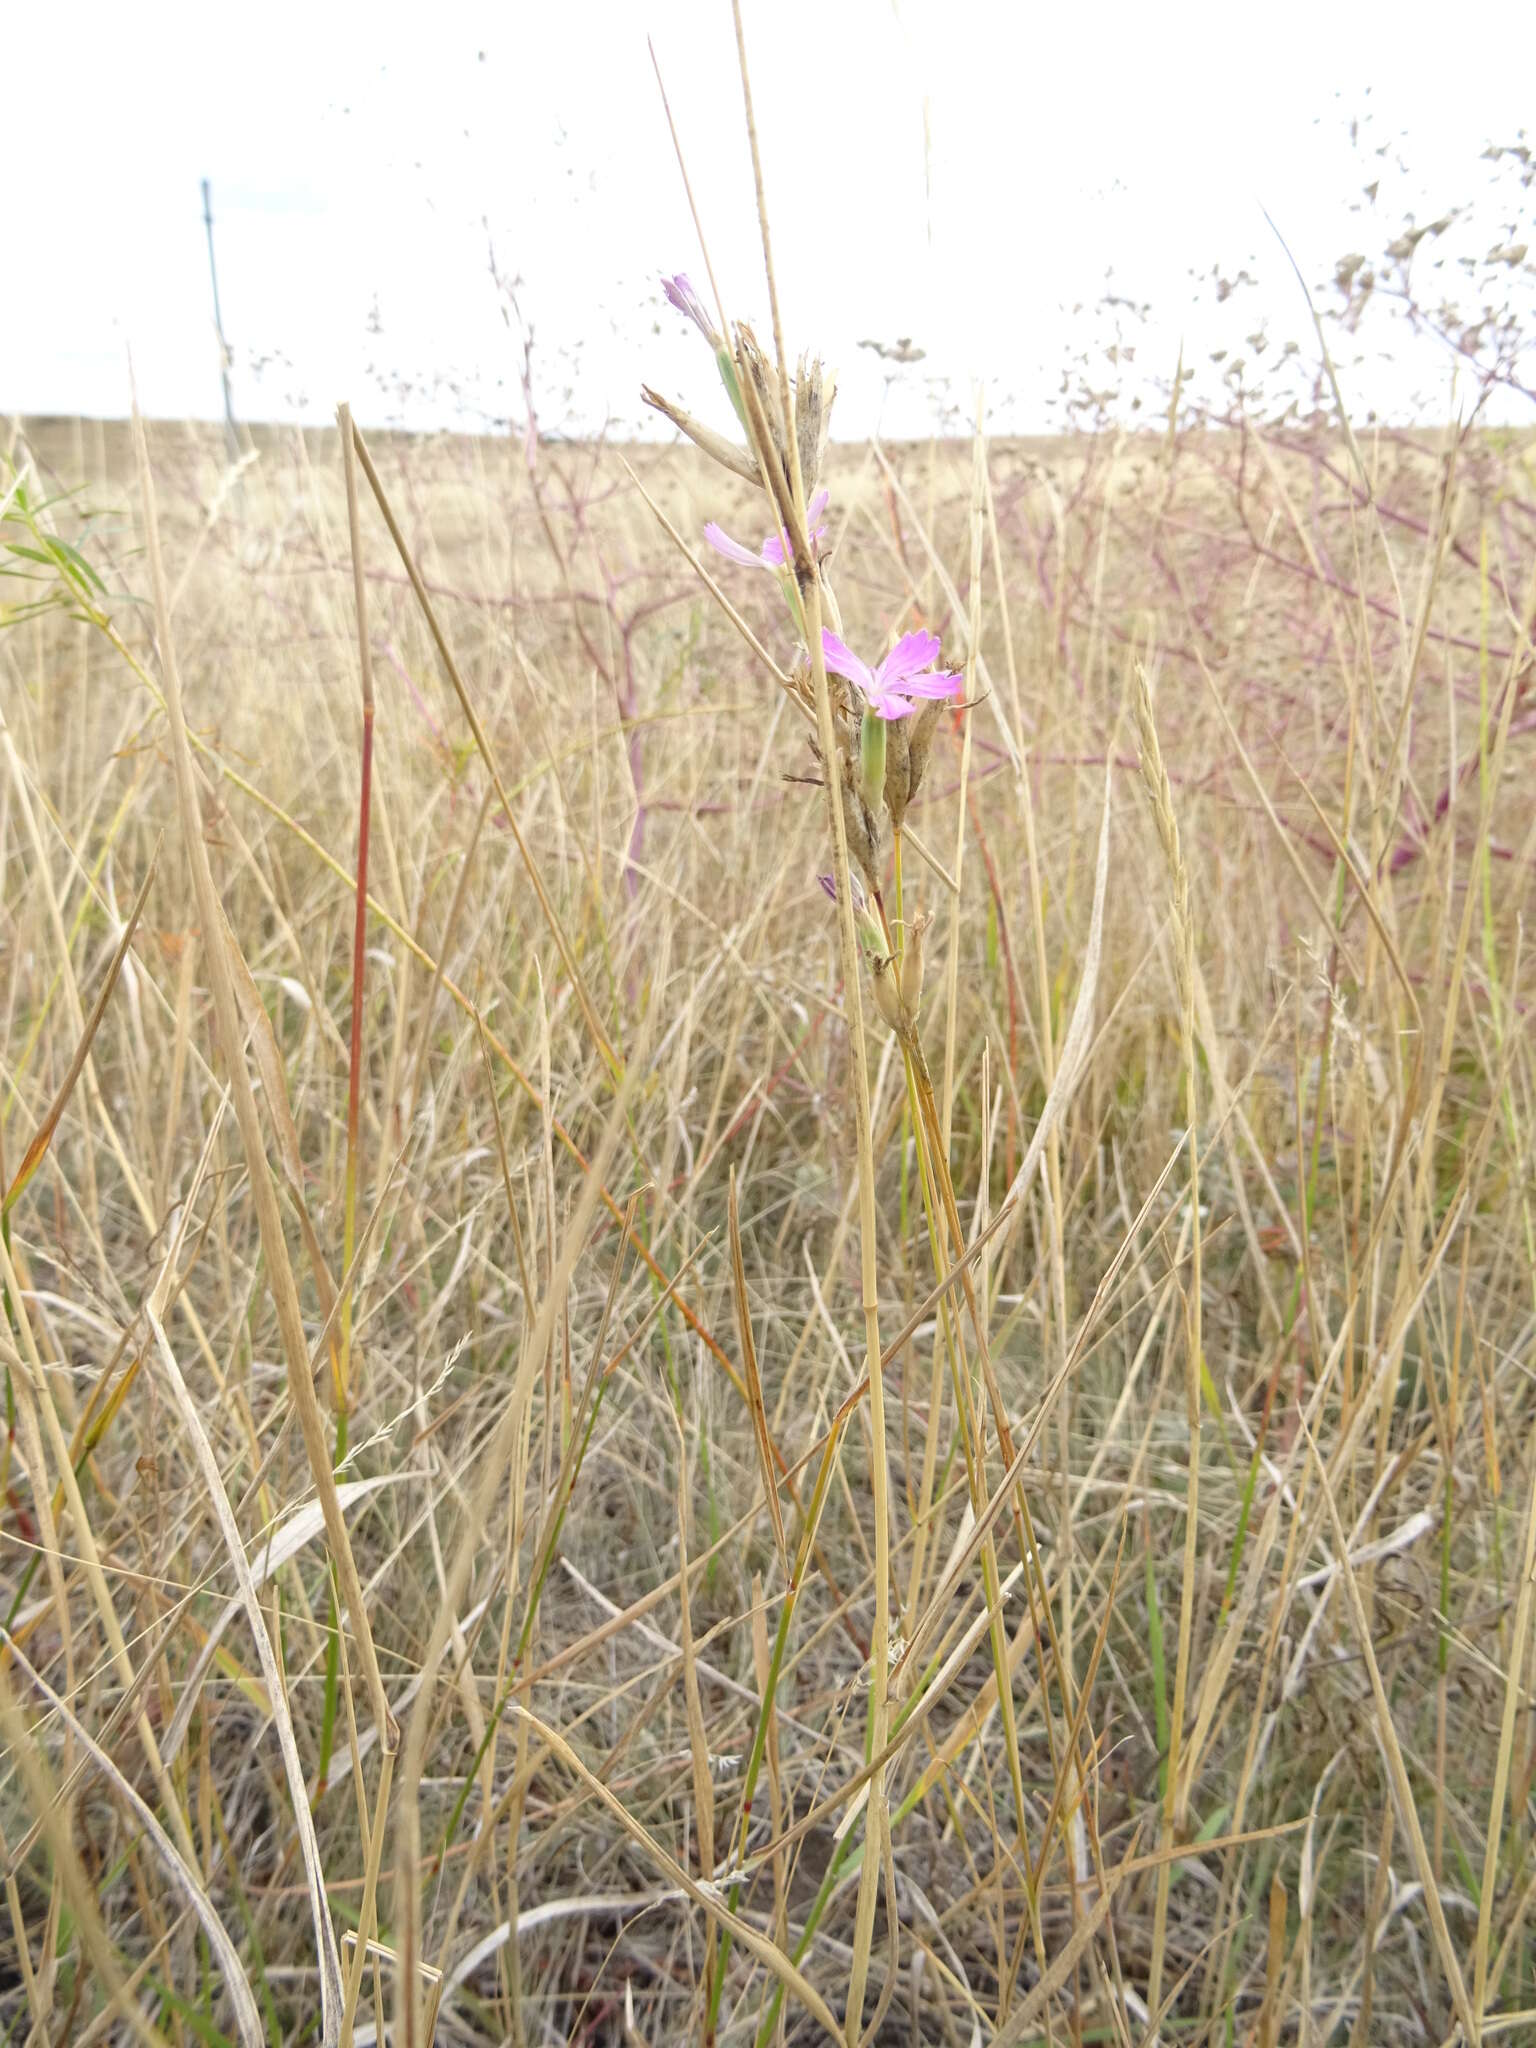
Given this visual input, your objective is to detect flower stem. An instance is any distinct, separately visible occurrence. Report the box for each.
[704,1398,853,2043]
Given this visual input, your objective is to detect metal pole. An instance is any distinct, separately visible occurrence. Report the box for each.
[202,178,239,458]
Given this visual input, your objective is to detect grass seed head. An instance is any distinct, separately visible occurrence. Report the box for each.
[899,907,932,1018]
[735,323,835,507]
[870,951,906,1033]
[835,748,884,898]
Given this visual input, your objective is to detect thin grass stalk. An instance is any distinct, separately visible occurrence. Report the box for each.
[87,614,745,1401]
[939,402,985,1155]
[900,1044,1050,2000]
[752,1562,1027,2048]
[729,9,891,2034]
[0,1659,171,2048]
[879,841,1053,2006]
[705,1392,854,2042]
[2,1632,265,2048]
[310,398,381,1835]
[345,419,622,1081]
[133,404,398,1770]
[339,1749,394,2048]
[1134,661,1201,2021]
[390,1046,645,2047]
[336,402,376,1426]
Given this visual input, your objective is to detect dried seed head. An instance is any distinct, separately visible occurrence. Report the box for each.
[797,658,861,780]
[882,715,912,825]
[836,750,885,899]
[735,324,836,512]
[794,351,836,498]
[870,953,906,1033]
[900,699,946,819]
[899,908,932,1018]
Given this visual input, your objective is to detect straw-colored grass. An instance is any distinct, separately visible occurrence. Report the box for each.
[1,385,1533,2048]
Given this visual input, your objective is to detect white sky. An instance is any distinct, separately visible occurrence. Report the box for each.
[7,0,1534,437]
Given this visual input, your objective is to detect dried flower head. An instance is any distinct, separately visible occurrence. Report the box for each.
[835,748,884,900]
[734,325,836,508]
[885,697,947,830]
[899,908,932,1017]
[642,312,836,534]
[869,951,906,1033]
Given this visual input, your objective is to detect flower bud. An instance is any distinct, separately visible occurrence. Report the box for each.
[661,273,718,345]
[818,869,886,964]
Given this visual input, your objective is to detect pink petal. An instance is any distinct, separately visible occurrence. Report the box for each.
[704,521,767,569]
[875,630,943,688]
[867,688,918,720]
[764,492,830,567]
[820,630,875,699]
[889,668,963,701]
[662,272,714,338]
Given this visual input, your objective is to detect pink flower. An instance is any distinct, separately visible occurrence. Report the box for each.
[704,489,830,571]
[662,273,717,343]
[820,629,962,721]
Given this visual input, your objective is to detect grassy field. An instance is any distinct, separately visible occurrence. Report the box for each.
[1,396,1534,2047]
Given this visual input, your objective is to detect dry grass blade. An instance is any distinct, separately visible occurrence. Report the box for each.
[509,1695,844,2042]
[1299,1414,1477,2043]
[161,1474,404,1767]
[729,1166,787,1579]
[142,1294,347,2039]
[133,400,397,1769]
[132,1088,347,2041]
[9,197,1533,2039]
[1132,660,1202,2023]
[1000,755,1113,1212]
[3,1630,266,2048]
[991,1830,1142,2047]
[391,1026,648,2047]
[638,385,759,482]
[346,418,622,1078]
[0,1663,170,2048]
[220,897,347,1377]
[2,842,158,1217]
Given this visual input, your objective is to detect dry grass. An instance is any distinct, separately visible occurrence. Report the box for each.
[1,392,1534,2048]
